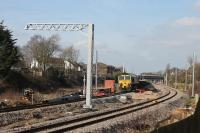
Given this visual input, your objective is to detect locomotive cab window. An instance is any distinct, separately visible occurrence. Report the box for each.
[125,75,131,80]
[118,76,125,80]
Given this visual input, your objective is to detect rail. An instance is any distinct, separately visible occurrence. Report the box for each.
[16,88,177,133]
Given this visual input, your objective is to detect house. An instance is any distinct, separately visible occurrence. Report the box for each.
[93,62,123,78]
[64,60,83,72]
[95,62,108,77]
[11,59,30,73]
[30,58,83,76]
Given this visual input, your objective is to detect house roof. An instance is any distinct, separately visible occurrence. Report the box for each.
[46,58,83,68]
[47,58,65,65]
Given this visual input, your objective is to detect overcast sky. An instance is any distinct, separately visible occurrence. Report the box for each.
[1,0,200,74]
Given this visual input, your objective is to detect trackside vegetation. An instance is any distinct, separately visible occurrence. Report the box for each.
[151,98,200,133]
[0,22,20,79]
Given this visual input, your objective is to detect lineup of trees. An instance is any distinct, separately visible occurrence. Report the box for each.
[0,22,80,80]
[1,21,200,89]
[165,57,200,93]
[0,22,20,79]
[23,34,80,70]
[22,34,60,72]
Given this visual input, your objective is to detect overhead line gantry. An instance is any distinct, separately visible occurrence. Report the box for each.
[25,23,94,108]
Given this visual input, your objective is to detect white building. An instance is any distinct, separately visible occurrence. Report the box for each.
[30,58,83,73]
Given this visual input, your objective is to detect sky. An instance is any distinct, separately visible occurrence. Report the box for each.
[1,0,200,74]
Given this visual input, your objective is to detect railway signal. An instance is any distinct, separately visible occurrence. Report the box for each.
[25,23,94,108]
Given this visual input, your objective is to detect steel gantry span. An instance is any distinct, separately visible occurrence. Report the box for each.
[25,23,94,109]
[25,23,89,31]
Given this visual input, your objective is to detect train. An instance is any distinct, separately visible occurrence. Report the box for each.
[118,74,158,93]
[118,74,137,92]
[43,74,158,104]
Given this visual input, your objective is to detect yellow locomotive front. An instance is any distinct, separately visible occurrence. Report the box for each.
[118,74,132,91]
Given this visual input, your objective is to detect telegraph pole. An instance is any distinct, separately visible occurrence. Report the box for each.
[175,68,178,89]
[192,52,195,97]
[165,72,168,86]
[184,66,188,92]
[95,50,98,90]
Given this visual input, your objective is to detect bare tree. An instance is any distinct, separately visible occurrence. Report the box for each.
[21,45,33,67]
[23,34,60,72]
[165,63,170,73]
[187,56,193,67]
[60,45,79,63]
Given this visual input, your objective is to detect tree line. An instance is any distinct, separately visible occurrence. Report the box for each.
[0,22,80,80]
[165,56,200,94]
[22,34,79,72]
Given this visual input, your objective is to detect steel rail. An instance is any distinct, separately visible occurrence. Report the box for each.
[0,98,83,113]
[18,89,177,133]
[0,92,119,113]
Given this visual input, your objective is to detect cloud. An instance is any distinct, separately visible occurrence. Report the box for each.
[195,0,200,8]
[174,17,200,26]
[130,16,200,72]
[138,17,200,49]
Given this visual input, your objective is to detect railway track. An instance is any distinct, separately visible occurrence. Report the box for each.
[0,92,119,113]
[0,82,157,113]
[0,98,83,113]
[14,88,177,133]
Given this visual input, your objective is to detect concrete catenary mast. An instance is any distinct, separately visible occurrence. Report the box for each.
[192,52,195,97]
[25,23,94,108]
[95,50,98,90]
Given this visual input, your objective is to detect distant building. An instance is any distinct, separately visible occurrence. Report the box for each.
[30,58,83,76]
[11,59,30,73]
[94,62,107,77]
[140,72,164,83]
[93,62,123,79]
